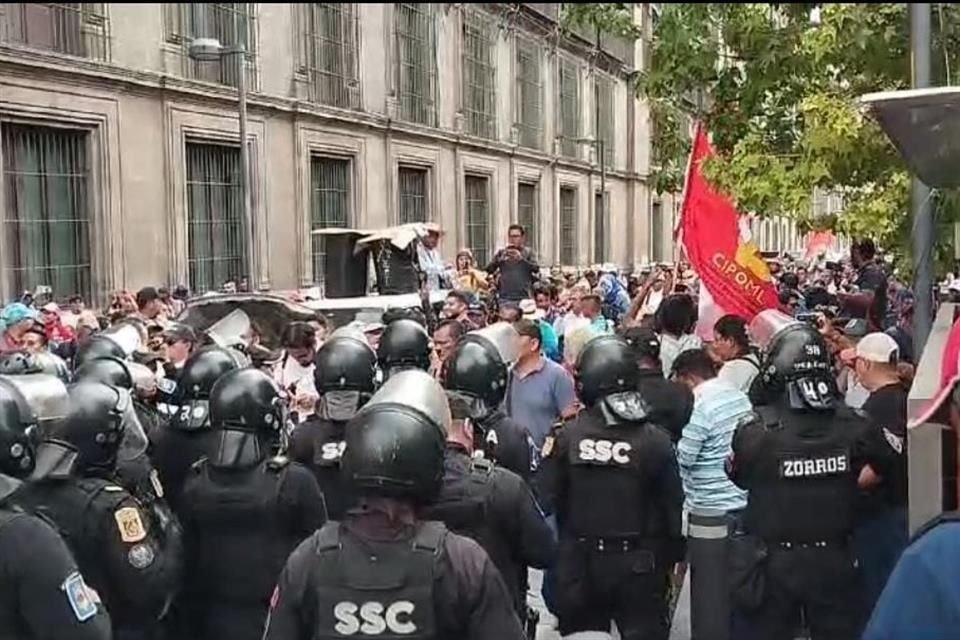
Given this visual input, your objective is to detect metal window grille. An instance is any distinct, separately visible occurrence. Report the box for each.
[515,34,542,149]
[394,3,437,126]
[309,156,350,285]
[559,186,578,265]
[594,75,615,166]
[300,3,360,109]
[464,175,490,267]
[517,182,539,255]
[1,123,91,300]
[462,9,496,139]
[594,192,607,263]
[186,142,247,294]
[398,166,428,224]
[0,3,110,59]
[164,3,257,88]
[651,201,663,262]
[558,56,580,157]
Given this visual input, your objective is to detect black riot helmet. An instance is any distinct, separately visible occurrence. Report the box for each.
[0,350,70,382]
[45,382,128,473]
[341,370,450,503]
[441,323,518,418]
[74,356,133,389]
[208,368,284,468]
[169,345,245,430]
[73,335,126,369]
[314,326,378,394]
[748,310,837,410]
[575,334,640,407]
[0,376,52,491]
[377,318,431,375]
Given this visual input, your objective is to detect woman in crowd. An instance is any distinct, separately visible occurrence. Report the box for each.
[455,249,489,294]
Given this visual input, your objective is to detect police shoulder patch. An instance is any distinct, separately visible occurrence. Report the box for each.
[61,572,98,622]
[882,428,904,455]
[114,506,147,543]
[541,435,555,458]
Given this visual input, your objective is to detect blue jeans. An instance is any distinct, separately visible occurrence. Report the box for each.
[853,507,908,615]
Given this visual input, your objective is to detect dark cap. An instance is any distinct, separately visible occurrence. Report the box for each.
[620,326,661,361]
[136,286,159,309]
[163,323,198,344]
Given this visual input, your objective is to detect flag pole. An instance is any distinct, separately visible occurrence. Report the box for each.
[671,120,703,286]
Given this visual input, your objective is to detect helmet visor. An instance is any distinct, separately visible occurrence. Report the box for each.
[748,309,803,352]
[117,390,149,461]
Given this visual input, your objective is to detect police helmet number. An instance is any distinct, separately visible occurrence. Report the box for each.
[333,601,417,635]
[321,441,347,461]
[578,439,632,464]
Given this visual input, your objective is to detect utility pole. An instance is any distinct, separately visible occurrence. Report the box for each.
[911,3,933,356]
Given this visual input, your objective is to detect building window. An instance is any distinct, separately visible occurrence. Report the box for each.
[0,3,109,59]
[398,166,428,224]
[297,3,360,109]
[164,3,257,88]
[464,175,490,267]
[651,200,663,262]
[594,192,608,263]
[461,8,496,139]
[310,156,351,284]
[559,186,578,265]
[517,182,539,256]
[557,56,580,157]
[515,34,542,149]
[1,124,91,299]
[394,3,437,126]
[594,75,615,167]
[186,142,247,294]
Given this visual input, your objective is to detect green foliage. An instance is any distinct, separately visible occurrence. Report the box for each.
[576,2,960,273]
[560,3,641,41]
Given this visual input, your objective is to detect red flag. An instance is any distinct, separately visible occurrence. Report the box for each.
[679,124,778,320]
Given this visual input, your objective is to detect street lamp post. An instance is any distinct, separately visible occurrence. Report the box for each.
[188,36,254,287]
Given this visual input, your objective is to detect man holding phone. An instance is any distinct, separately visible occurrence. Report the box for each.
[486,224,539,303]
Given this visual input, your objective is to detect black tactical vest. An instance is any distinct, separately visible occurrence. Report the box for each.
[564,410,655,538]
[13,477,135,625]
[179,458,294,607]
[743,407,861,543]
[308,521,444,640]
[300,419,350,520]
[0,506,26,639]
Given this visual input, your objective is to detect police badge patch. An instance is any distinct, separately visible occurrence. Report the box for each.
[883,428,904,455]
[128,543,156,569]
[114,507,147,543]
[62,572,98,622]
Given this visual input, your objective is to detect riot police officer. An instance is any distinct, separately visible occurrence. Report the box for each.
[377,317,431,379]
[728,311,883,640]
[14,380,182,640]
[0,349,71,381]
[149,345,244,510]
[263,369,526,640]
[73,334,126,369]
[422,390,555,630]
[443,323,536,479]
[540,334,684,640]
[0,374,112,639]
[289,326,377,519]
[177,367,326,640]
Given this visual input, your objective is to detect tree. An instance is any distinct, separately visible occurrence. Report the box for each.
[565,3,960,272]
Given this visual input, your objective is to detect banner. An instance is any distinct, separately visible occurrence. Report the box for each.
[679,124,778,320]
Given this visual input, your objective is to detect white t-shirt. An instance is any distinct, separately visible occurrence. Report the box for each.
[273,354,319,420]
[717,354,761,393]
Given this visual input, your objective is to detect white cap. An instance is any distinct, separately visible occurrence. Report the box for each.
[855,332,900,363]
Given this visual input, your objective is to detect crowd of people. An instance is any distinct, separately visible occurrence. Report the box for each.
[0,223,940,640]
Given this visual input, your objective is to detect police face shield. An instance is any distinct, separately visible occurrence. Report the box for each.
[127,361,160,399]
[206,308,253,351]
[362,370,452,436]
[116,389,149,462]
[748,309,803,353]
[465,322,520,365]
[328,325,376,355]
[0,374,69,442]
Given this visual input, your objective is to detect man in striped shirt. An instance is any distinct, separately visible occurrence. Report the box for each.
[671,349,750,515]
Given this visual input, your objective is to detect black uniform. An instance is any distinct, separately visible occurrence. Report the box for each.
[0,373,111,640]
[264,369,525,640]
[731,312,886,640]
[176,367,327,640]
[289,417,352,519]
[423,443,555,611]
[0,500,112,640]
[541,335,684,640]
[475,410,536,480]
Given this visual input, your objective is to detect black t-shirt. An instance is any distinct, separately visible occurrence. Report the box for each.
[854,262,888,330]
[859,382,908,512]
[486,247,539,301]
